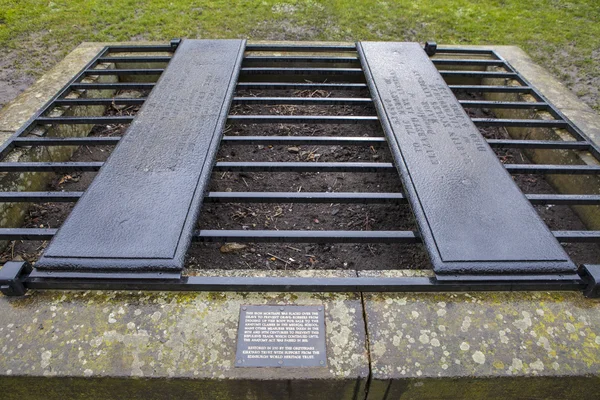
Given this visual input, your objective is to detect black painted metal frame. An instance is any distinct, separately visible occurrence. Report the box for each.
[1,40,600,296]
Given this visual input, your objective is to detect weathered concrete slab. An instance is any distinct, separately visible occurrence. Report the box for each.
[360,270,600,400]
[0,270,368,400]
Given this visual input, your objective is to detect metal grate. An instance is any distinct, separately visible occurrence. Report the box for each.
[0,40,599,296]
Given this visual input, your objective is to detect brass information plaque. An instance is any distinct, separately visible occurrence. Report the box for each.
[235,305,326,368]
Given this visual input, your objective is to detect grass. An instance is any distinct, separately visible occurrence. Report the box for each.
[0,0,599,109]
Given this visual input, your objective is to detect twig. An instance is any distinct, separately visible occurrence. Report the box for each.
[267,252,291,269]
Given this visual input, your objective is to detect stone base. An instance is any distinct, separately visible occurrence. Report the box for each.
[1,42,600,399]
[0,271,368,400]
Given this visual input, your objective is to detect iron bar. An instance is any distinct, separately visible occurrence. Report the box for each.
[195,230,420,243]
[504,164,600,174]
[2,191,595,206]
[0,162,103,172]
[240,67,363,76]
[97,56,171,63]
[83,68,164,76]
[0,228,597,243]
[36,116,134,125]
[440,71,518,79]
[52,98,146,106]
[13,137,121,146]
[553,231,600,243]
[213,161,395,173]
[105,45,174,52]
[69,82,155,90]
[449,85,533,93]
[204,191,405,204]
[221,136,386,146]
[435,48,497,56]
[486,139,589,150]
[459,100,550,110]
[1,191,595,206]
[244,56,359,64]
[431,59,506,66]
[472,118,568,128]
[0,192,83,202]
[232,97,372,105]
[0,228,57,240]
[21,275,586,293]
[227,115,378,124]
[3,162,597,175]
[245,44,356,52]
[237,82,367,90]
[526,194,600,205]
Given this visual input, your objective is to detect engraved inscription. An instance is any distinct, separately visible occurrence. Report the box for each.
[359,42,573,269]
[236,305,327,368]
[40,40,246,263]
[381,68,488,167]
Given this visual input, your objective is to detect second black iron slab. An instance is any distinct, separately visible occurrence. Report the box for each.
[37,39,245,271]
[358,42,576,275]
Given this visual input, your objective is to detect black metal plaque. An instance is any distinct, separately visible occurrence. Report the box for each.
[37,39,246,272]
[358,41,576,275]
[235,305,327,368]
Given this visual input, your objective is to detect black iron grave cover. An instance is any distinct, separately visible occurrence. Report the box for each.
[32,40,576,280]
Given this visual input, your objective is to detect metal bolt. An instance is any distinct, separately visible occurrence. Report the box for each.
[242,306,247,311]
[237,359,242,364]
[278,360,283,365]
[320,360,325,365]
[170,38,182,50]
[318,307,322,311]
[280,307,285,311]
[424,41,437,56]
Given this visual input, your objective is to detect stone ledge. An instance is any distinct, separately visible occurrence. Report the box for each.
[0,270,368,400]
[360,270,600,400]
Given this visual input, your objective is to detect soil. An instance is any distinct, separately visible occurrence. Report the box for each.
[1,83,599,271]
[0,52,36,110]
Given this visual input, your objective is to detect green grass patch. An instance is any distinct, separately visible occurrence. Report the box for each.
[0,0,599,109]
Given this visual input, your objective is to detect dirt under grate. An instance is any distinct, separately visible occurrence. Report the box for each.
[1,89,599,271]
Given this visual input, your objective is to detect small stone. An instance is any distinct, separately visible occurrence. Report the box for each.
[331,208,340,216]
[219,243,247,253]
[113,90,143,110]
[372,154,380,160]
[287,146,300,154]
